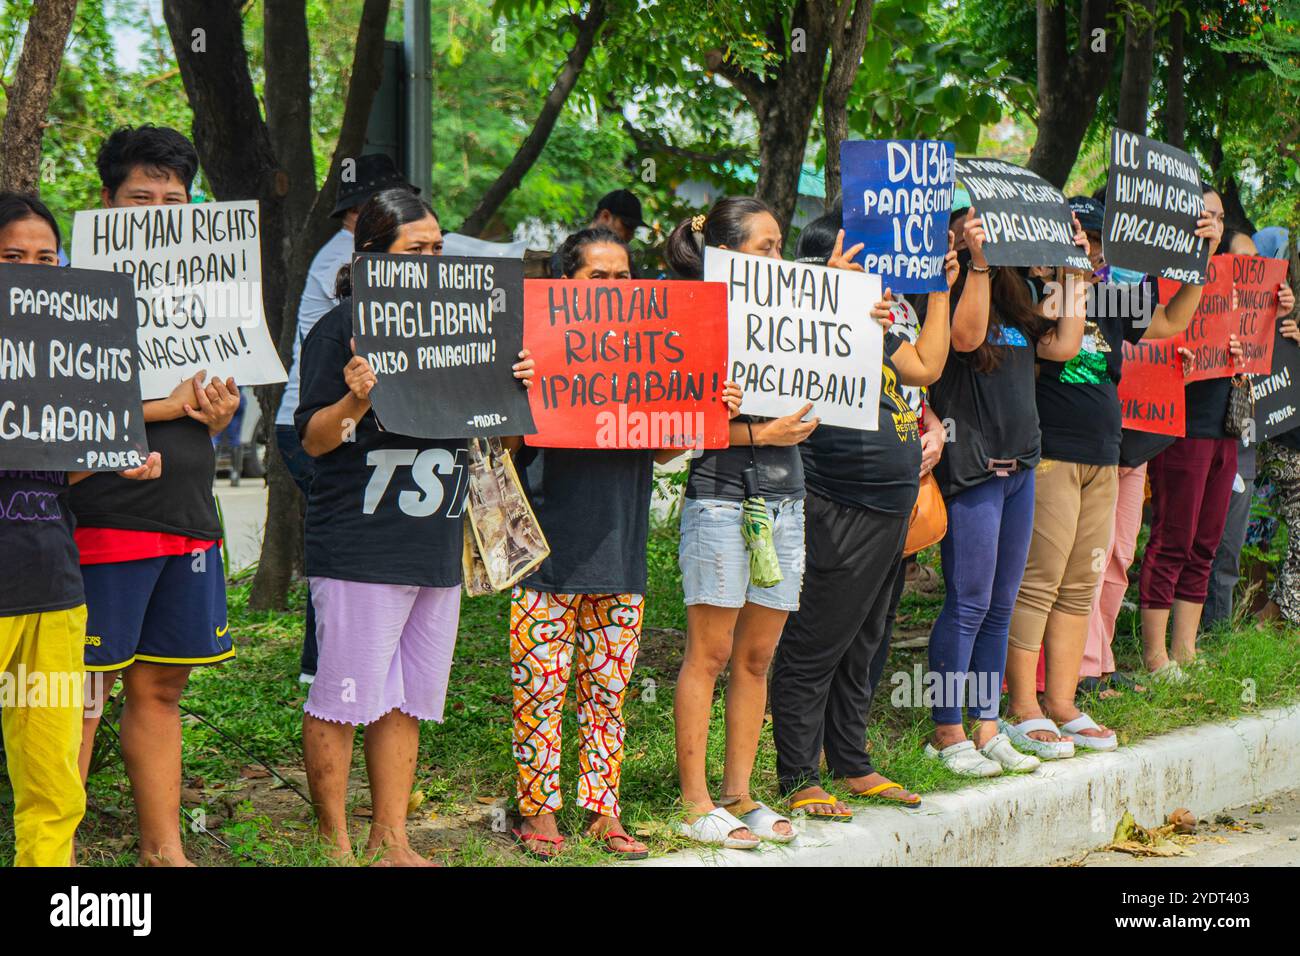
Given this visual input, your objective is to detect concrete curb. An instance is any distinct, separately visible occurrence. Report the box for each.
[641,704,1300,867]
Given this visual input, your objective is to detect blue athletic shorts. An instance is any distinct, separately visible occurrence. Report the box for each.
[81,544,232,671]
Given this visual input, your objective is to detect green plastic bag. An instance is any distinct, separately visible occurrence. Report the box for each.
[741,496,784,589]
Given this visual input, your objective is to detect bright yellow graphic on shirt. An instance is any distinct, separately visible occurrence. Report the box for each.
[882,365,919,444]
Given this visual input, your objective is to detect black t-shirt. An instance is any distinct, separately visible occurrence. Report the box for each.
[1185,377,1233,439]
[800,337,921,515]
[0,470,83,616]
[69,418,221,539]
[929,311,1042,498]
[1119,429,1176,469]
[518,447,655,594]
[1034,280,1155,466]
[296,302,467,588]
[684,417,805,502]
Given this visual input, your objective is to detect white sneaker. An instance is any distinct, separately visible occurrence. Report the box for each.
[924,740,1002,778]
[979,732,1041,772]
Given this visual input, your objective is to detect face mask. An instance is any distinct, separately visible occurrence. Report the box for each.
[1101,264,1145,286]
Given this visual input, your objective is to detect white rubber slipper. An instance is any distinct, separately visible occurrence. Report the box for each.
[924,739,1002,778]
[678,806,761,850]
[979,732,1041,772]
[1059,713,1118,752]
[999,717,1076,760]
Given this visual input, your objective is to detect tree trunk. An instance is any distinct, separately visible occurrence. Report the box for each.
[164,0,388,609]
[1164,10,1186,148]
[459,0,609,237]
[1116,0,1155,134]
[250,0,390,611]
[718,1,834,239]
[822,0,875,205]
[1027,0,1118,187]
[0,0,79,193]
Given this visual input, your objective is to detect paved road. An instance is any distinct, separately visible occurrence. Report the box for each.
[214,481,268,572]
[1080,788,1300,867]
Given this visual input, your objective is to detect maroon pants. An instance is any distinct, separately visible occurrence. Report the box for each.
[1139,437,1238,608]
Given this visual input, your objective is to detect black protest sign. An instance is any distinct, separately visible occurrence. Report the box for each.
[351,253,535,439]
[1104,130,1210,285]
[1252,326,1300,441]
[953,158,1091,271]
[0,264,148,471]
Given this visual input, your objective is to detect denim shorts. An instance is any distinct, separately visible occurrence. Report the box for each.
[678,497,805,612]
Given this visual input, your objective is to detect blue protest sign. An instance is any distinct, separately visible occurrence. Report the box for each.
[841,139,956,294]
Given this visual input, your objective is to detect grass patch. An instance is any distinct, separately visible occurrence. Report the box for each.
[2,521,1297,866]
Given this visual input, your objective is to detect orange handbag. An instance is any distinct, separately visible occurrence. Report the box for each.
[904,472,948,557]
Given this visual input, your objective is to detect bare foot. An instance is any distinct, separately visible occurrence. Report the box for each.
[138,846,195,867]
[365,842,436,867]
[1005,711,1063,744]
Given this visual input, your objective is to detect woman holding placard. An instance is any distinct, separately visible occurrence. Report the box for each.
[1006,193,1223,756]
[295,188,534,865]
[0,192,160,866]
[507,227,741,860]
[1137,189,1276,681]
[920,202,1084,774]
[767,209,957,819]
[663,196,822,848]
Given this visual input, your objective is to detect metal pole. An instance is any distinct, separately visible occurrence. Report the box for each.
[404,0,432,198]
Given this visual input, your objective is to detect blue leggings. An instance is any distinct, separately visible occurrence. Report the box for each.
[928,470,1036,725]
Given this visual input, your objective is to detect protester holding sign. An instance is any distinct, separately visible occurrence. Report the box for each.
[0,192,160,867]
[69,127,240,868]
[920,203,1082,773]
[508,228,740,859]
[1005,193,1220,754]
[295,189,534,865]
[768,212,956,819]
[1138,189,1288,680]
[663,196,827,848]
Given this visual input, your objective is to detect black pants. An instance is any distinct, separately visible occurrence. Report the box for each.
[770,491,909,794]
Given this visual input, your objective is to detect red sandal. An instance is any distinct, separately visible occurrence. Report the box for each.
[512,828,565,861]
[594,830,649,860]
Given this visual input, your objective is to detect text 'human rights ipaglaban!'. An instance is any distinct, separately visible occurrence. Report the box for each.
[704,247,885,431]
[351,253,535,439]
[0,264,149,471]
[69,200,287,399]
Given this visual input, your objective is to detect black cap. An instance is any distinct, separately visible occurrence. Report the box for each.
[595,189,646,229]
[1069,195,1105,234]
[331,153,416,218]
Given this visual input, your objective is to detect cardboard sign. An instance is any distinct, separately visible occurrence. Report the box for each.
[703,247,884,430]
[1118,336,1186,437]
[1104,130,1210,285]
[1252,326,1300,441]
[0,264,149,470]
[841,139,956,293]
[351,253,535,439]
[523,280,729,449]
[70,200,286,399]
[1159,255,1287,380]
[953,157,1091,271]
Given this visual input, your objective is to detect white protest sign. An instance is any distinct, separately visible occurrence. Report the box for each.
[70,200,286,399]
[704,247,884,430]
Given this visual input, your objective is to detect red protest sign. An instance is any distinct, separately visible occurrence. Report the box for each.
[523,279,730,449]
[1118,336,1185,437]
[1159,254,1287,381]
